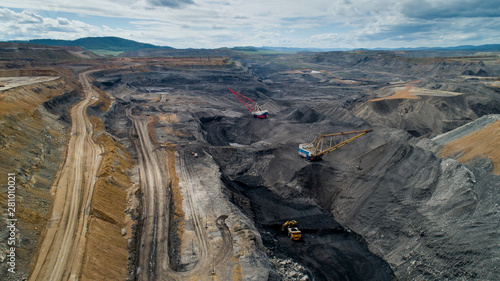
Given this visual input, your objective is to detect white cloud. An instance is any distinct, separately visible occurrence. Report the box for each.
[0,0,498,48]
[0,8,118,40]
[254,31,281,39]
[212,24,226,29]
[57,17,70,25]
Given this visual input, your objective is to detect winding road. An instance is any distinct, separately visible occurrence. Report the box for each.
[29,70,103,281]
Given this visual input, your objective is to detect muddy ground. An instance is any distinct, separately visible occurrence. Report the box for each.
[88,51,500,280]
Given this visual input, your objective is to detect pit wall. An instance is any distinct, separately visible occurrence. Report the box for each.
[0,76,79,280]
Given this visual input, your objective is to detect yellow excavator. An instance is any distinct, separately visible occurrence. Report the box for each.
[282,220,302,241]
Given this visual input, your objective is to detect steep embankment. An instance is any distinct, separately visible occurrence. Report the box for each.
[28,70,135,281]
[0,73,80,280]
[434,114,500,174]
[352,76,500,138]
[0,43,84,64]
[80,115,135,280]
[327,132,499,280]
[353,92,477,137]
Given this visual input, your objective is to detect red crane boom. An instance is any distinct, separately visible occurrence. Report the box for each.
[228,88,256,112]
[228,88,269,118]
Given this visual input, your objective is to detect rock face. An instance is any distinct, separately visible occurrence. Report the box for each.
[322,139,497,280]
[43,89,83,124]
[0,75,80,281]
[269,255,310,281]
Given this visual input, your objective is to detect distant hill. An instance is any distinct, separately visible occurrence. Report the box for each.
[242,44,500,54]
[260,46,350,53]
[0,42,87,61]
[119,48,244,58]
[392,44,500,52]
[11,37,173,54]
[5,36,500,57]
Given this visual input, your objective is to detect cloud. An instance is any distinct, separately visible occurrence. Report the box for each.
[401,0,500,19]
[0,8,116,40]
[0,9,44,24]
[19,11,44,24]
[148,0,195,8]
[212,25,226,29]
[255,31,281,38]
[0,1,499,49]
[57,17,70,25]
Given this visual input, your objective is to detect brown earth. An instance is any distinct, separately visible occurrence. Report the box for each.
[0,71,80,281]
[370,84,420,101]
[167,149,185,244]
[29,70,104,281]
[440,120,500,174]
[80,115,134,280]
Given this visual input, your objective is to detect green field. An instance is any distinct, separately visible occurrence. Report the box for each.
[88,49,124,56]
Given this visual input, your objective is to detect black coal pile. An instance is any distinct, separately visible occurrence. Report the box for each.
[283,106,322,123]
[205,104,499,280]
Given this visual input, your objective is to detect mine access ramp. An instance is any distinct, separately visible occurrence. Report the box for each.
[228,88,269,118]
[299,130,372,161]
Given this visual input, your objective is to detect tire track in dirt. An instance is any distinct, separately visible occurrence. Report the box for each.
[126,108,169,280]
[179,153,233,276]
[129,108,234,280]
[29,71,103,281]
[179,153,210,264]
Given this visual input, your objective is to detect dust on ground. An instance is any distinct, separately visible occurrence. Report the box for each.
[0,76,60,91]
[439,118,500,174]
[370,80,464,101]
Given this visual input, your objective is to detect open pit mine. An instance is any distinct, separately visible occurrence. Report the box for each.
[0,43,499,281]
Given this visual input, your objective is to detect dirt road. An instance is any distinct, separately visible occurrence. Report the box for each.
[127,108,234,280]
[127,107,171,279]
[29,71,103,280]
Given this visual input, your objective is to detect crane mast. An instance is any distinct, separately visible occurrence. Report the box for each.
[299,130,372,160]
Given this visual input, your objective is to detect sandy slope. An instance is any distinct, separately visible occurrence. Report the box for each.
[29,71,103,281]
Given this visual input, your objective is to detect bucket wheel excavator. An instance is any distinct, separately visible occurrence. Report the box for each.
[228,88,269,118]
[298,130,372,161]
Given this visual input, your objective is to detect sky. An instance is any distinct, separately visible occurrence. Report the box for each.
[1,0,499,49]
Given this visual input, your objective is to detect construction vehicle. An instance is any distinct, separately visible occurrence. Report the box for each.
[228,88,268,118]
[299,130,372,161]
[282,220,302,241]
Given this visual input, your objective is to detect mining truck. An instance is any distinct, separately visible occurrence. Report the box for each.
[282,220,302,241]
